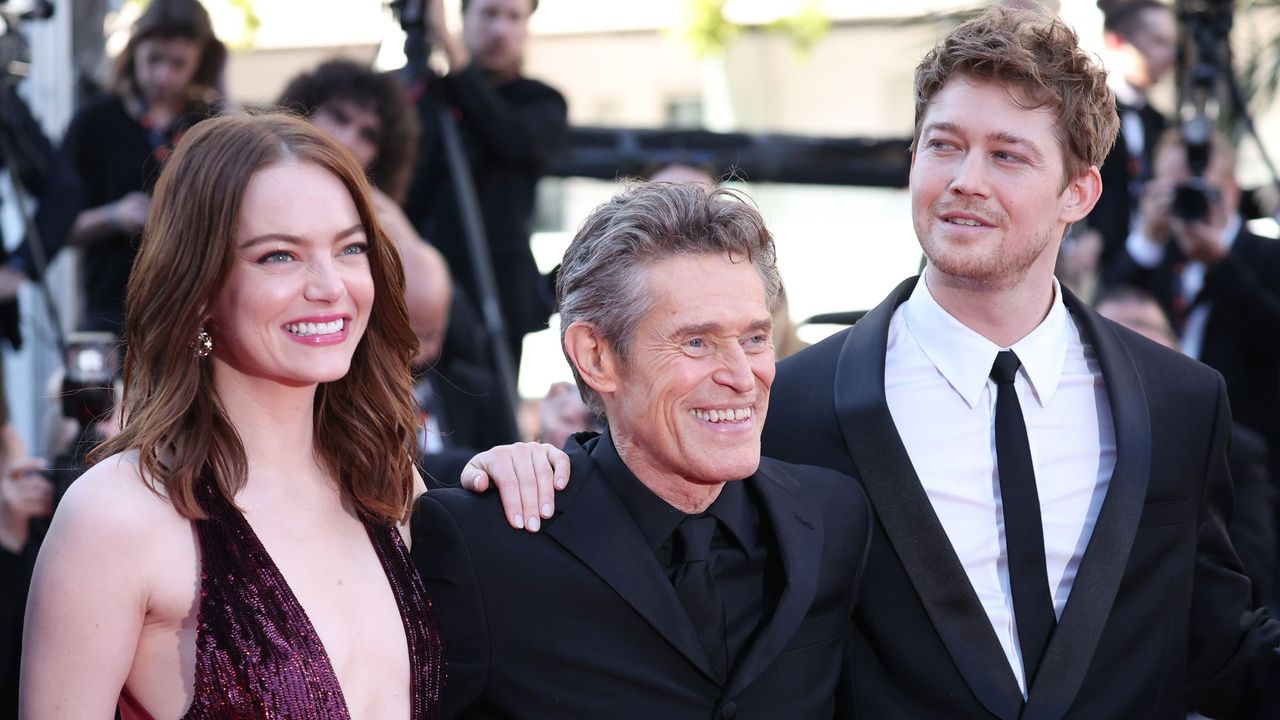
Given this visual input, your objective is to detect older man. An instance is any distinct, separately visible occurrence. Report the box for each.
[411,182,871,718]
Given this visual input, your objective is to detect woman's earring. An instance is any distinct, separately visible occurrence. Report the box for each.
[191,328,213,358]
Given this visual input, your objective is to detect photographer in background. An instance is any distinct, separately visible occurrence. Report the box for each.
[1112,126,1280,499]
[403,0,567,372]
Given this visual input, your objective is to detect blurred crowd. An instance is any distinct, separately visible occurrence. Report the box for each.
[1,0,1280,713]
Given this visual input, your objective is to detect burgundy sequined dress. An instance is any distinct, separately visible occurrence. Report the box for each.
[119,480,444,719]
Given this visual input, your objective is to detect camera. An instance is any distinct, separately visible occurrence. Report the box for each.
[60,332,120,429]
[1172,178,1220,223]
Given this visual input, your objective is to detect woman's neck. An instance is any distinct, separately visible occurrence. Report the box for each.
[211,368,328,495]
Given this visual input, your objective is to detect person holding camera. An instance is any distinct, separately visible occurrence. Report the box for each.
[1113,127,1280,499]
[403,0,568,372]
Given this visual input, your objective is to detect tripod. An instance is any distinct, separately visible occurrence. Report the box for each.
[395,0,521,421]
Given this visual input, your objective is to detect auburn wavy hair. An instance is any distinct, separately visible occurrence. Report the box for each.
[91,113,419,524]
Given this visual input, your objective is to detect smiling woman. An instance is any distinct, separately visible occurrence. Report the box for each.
[20,115,443,720]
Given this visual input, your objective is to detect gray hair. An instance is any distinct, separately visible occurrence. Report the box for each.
[556,181,782,415]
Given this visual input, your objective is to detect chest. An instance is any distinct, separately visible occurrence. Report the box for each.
[128,509,414,719]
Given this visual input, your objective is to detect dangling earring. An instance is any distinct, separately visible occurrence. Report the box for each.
[191,328,213,358]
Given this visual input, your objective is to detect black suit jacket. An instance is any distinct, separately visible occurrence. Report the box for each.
[763,276,1279,719]
[412,433,873,719]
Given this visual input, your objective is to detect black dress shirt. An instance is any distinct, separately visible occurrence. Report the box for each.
[591,431,784,674]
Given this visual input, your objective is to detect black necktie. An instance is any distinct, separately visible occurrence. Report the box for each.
[672,515,728,681]
[989,350,1056,689]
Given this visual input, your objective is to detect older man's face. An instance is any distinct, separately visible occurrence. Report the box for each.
[605,253,774,487]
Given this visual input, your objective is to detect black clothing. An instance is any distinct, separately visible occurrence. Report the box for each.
[764,276,1280,718]
[404,66,567,364]
[32,94,209,333]
[593,432,784,678]
[0,85,54,350]
[1110,227,1280,481]
[0,535,41,716]
[1088,100,1167,284]
[414,357,519,487]
[412,431,872,719]
[1230,423,1278,609]
[989,350,1056,686]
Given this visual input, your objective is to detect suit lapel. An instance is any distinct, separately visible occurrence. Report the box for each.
[1023,291,1152,720]
[545,439,720,681]
[835,276,1024,720]
[724,462,824,698]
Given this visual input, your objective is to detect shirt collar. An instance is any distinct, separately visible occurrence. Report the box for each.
[903,275,1071,409]
[591,430,755,553]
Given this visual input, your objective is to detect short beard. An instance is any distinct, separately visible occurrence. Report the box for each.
[917,225,1057,293]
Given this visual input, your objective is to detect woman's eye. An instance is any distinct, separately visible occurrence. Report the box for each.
[258,250,294,264]
[341,242,369,256]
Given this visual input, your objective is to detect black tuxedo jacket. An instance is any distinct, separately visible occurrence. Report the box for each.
[763,276,1279,719]
[1110,228,1280,476]
[412,433,872,719]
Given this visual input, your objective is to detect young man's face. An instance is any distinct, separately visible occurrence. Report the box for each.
[463,0,533,81]
[910,77,1098,291]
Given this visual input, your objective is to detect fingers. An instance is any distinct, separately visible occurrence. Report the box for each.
[512,444,543,532]
[530,445,556,524]
[460,458,491,494]
[459,443,574,533]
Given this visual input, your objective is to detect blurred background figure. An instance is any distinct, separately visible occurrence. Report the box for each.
[0,82,53,352]
[1111,130,1280,478]
[534,380,600,449]
[403,0,568,373]
[1108,128,1280,606]
[0,407,52,717]
[1096,285,1277,610]
[1079,0,1176,289]
[644,159,718,186]
[277,57,420,207]
[401,238,519,484]
[13,0,225,335]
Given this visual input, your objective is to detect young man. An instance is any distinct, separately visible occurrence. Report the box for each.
[466,7,1280,716]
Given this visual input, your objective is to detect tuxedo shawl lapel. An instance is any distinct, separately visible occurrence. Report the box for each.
[1022,290,1152,720]
[545,439,720,681]
[834,276,1024,720]
[724,462,823,698]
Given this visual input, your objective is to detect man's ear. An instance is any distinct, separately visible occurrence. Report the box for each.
[563,321,620,397]
[1060,165,1103,224]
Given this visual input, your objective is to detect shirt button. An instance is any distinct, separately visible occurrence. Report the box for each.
[721,700,739,719]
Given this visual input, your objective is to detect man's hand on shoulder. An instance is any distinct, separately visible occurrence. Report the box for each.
[461,442,570,533]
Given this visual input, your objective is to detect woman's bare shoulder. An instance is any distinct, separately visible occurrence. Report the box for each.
[53,450,186,542]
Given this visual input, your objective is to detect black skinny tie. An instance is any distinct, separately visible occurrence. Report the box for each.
[672,515,729,682]
[990,350,1056,689]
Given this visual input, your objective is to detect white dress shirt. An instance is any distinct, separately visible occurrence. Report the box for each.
[884,277,1117,695]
